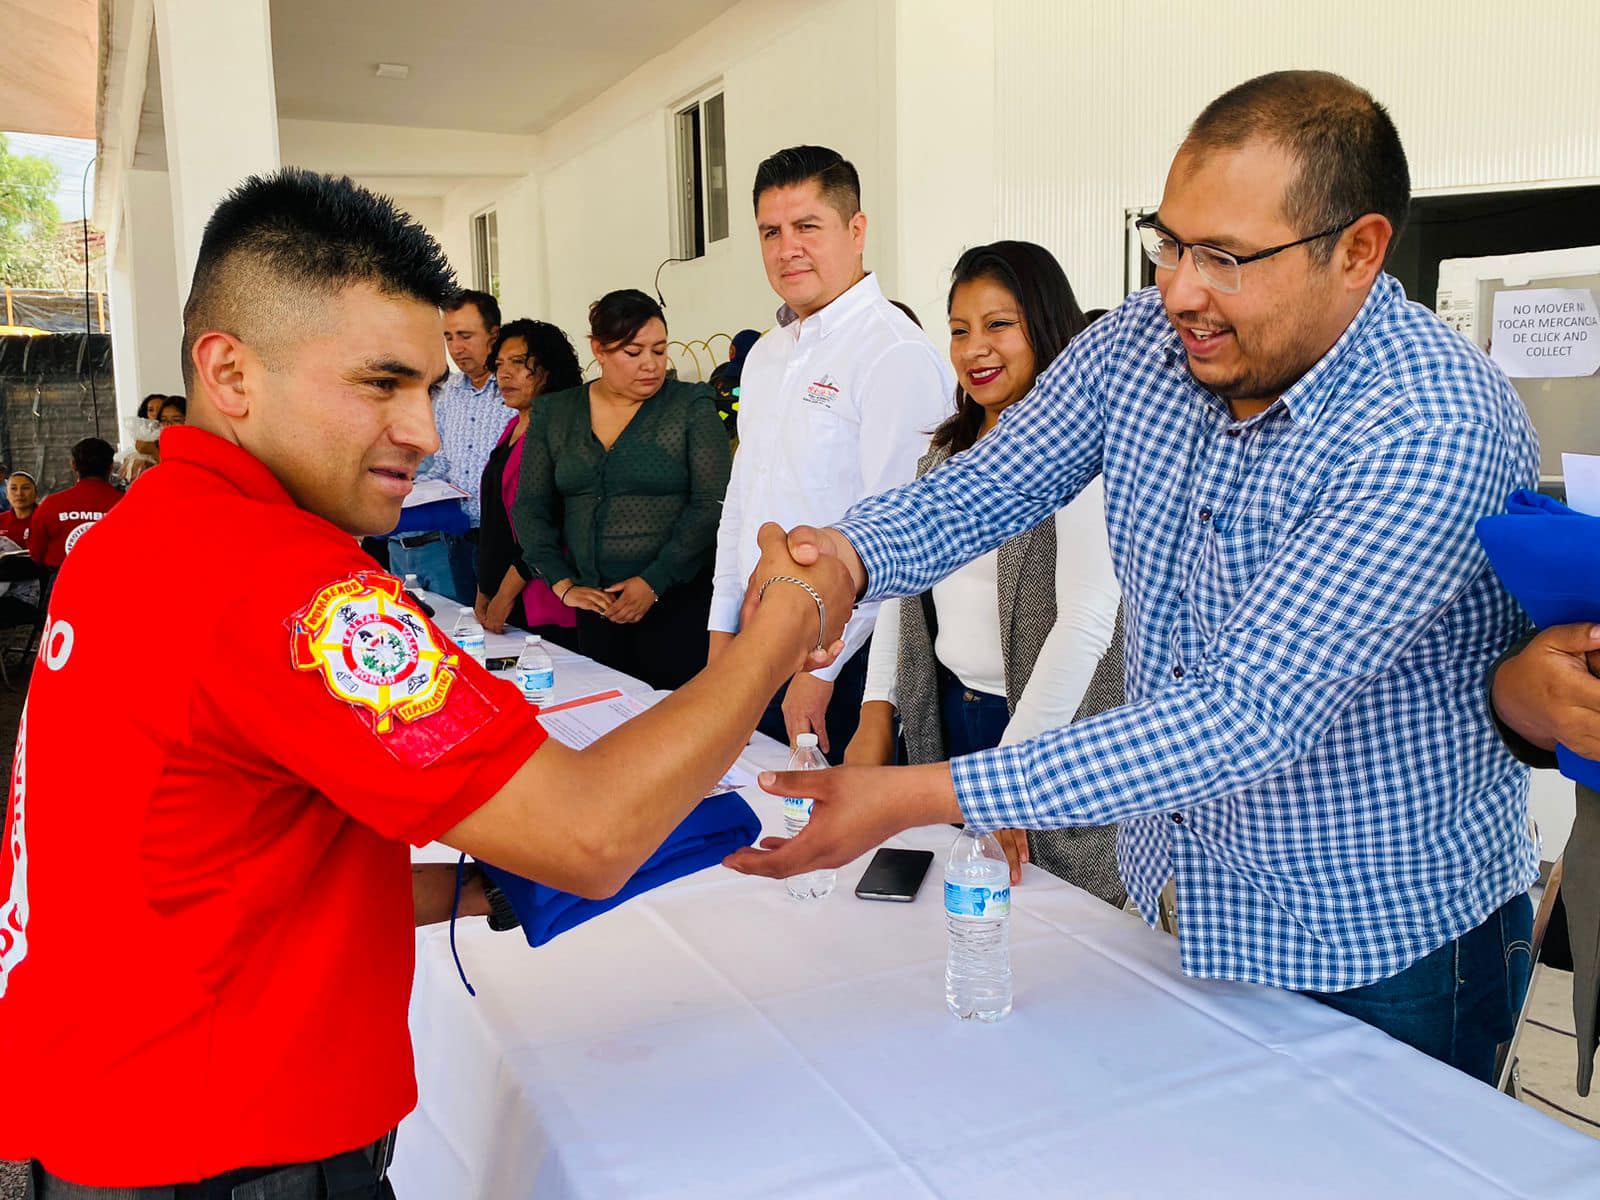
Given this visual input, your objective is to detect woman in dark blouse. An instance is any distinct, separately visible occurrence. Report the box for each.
[474,318,583,644]
[515,290,732,690]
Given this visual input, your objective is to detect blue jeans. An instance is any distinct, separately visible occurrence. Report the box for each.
[1305,893,1533,1083]
[939,674,1011,759]
[386,533,476,605]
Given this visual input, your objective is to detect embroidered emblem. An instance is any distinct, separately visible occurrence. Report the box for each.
[803,374,840,407]
[290,573,458,733]
[62,520,96,556]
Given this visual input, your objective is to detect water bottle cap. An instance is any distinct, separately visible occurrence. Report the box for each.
[403,574,418,585]
[795,733,819,749]
[525,634,541,644]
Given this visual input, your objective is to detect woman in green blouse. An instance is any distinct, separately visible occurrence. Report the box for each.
[515,289,732,690]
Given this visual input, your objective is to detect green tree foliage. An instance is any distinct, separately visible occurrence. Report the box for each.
[0,133,63,288]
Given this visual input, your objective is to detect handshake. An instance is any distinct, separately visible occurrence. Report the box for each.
[738,522,867,673]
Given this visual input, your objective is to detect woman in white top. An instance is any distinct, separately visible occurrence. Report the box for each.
[844,241,1124,902]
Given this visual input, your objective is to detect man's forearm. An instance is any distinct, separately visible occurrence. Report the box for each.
[413,863,489,927]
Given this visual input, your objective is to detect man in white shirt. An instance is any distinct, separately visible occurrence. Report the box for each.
[708,146,953,761]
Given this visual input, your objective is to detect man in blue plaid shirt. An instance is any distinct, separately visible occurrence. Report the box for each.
[728,71,1540,1083]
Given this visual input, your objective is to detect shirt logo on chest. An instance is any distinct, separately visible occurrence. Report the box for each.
[803,374,840,409]
[290,573,458,733]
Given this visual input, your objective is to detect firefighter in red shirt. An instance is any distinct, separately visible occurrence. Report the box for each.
[0,471,38,550]
[27,438,123,568]
[0,169,851,1198]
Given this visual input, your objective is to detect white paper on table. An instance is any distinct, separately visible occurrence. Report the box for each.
[536,690,757,796]
[1490,288,1600,379]
[402,478,470,508]
[1562,453,1600,516]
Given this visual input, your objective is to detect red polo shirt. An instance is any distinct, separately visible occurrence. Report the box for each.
[0,427,546,1185]
[0,508,33,549]
[28,476,124,567]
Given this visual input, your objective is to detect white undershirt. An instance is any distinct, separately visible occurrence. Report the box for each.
[863,476,1119,747]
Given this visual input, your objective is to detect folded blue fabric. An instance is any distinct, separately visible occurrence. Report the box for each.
[1477,488,1600,788]
[477,791,762,948]
[387,497,471,538]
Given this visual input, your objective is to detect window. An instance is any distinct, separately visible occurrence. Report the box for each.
[673,90,728,259]
[472,209,500,298]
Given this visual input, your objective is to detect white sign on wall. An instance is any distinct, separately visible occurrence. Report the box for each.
[1490,288,1600,379]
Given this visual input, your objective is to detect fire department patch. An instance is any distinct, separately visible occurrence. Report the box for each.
[290,573,458,733]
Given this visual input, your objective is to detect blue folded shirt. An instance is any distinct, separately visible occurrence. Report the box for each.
[477,791,762,948]
[387,497,471,538]
[1477,488,1600,788]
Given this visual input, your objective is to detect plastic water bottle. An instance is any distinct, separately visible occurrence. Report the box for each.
[515,634,555,707]
[944,828,1013,1021]
[783,733,835,901]
[452,612,487,667]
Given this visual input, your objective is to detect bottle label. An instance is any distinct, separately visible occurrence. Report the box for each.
[518,668,554,691]
[944,879,1010,920]
[783,795,813,820]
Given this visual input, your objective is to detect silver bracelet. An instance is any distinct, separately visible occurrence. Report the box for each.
[757,574,827,651]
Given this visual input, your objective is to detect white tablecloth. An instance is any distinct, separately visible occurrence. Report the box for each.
[398,597,1600,1198]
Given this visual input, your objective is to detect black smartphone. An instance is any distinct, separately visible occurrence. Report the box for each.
[854,848,935,902]
[486,655,518,672]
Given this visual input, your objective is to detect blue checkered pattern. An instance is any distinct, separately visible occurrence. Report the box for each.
[835,275,1541,991]
[418,371,504,524]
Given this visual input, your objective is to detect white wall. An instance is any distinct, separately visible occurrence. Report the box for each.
[993,0,1600,309]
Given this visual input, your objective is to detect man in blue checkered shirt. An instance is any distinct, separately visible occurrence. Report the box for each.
[728,71,1541,1083]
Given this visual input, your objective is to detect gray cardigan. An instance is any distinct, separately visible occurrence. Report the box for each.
[893,444,1127,907]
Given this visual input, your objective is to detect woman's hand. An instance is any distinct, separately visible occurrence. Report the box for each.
[557,579,613,616]
[484,590,517,634]
[604,577,658,624]
[473,591,491,626]
[843,701,897,766]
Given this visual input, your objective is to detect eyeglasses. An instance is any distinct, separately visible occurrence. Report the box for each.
[1134,215,1358,294]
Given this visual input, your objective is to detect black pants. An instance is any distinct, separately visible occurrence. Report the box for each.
[575,572,713,692]
[756,636,871,764]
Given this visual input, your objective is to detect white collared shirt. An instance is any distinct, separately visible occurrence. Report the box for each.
[709,272,954,680]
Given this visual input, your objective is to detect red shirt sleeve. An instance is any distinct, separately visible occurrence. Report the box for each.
[198,567,546,844]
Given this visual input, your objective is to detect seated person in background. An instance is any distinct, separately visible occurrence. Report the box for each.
[516,290,732,691]
[474,317,583,643]
[708,328,760,443]
[117,393,169,483]
[31,437,123,568]
[0,471,38,548]
[845,242,1124,900]
[0,470,42,621]
[158,395,188,427]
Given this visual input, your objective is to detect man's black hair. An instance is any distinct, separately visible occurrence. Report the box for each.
[71,437,114,481]
[181,168,457,388]
[489,319,583,394]
[1184,71,1411,263]
[751,146,861,223]
[447,288,501,333]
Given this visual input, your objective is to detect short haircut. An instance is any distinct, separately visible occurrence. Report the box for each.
[71,437,114,480]
[447,288,501,333]
[181,168,457,390]
[160,396,187,419]
[1183,70,1410,263]
[588,289,666,351]
[489,318,583,393]
[752,146,861,224]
